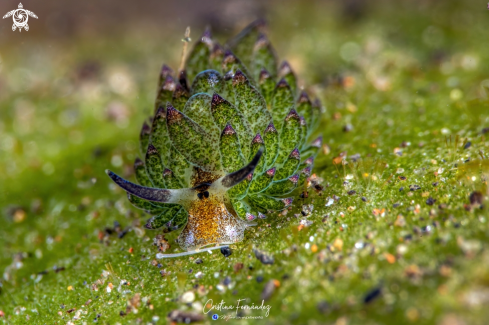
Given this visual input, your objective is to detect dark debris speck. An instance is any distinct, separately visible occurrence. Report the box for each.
[409,184,421,191]
[363,287,382,304]
[347,190,356,195]
[317,300,330,314]
[469,191,483,206]
[233,262,244,272]
[301,204,314,216]
[253,249,274,265]
[426,197,436,206]
[421,226,432,233]
[54,266,65,273]
[117,229,129,239]
[314,184,324,191]
[223,276,232,286]
[220,247,232,257]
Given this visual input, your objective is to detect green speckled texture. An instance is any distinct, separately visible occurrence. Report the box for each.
[249,167,275,194]
[219,124,246,173]
[276,110,303,166]
[190,70,223,96]
[149,107,172,166]
[210,93,254,159]
[144,144,165,188]
[265,174,299,196]
[166,105,222,172]
[233,71,272,136]
[182,93,219,141]
[274,148,301,180]
[271,79,295,125]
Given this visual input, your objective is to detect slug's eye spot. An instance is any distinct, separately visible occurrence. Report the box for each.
[197,191,209,200]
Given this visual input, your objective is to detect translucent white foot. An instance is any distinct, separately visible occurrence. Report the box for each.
[156,245,229,259]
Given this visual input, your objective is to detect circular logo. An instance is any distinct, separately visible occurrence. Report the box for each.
[212,314,219,320]
[13,9,28,28]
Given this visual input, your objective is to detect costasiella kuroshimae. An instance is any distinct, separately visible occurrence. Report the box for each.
[106,20,323,258]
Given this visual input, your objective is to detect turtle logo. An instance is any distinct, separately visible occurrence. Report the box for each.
[3,3,38,32]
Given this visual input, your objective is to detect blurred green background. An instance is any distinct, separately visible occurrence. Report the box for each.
[1,0,489,324]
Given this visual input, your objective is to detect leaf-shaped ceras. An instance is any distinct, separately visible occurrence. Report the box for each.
[166,104,222,172]
[106,21,322,256]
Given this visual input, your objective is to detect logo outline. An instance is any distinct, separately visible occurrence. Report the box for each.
[3,3,38,32]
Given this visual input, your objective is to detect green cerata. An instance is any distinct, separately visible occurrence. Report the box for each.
[106,20,323,257]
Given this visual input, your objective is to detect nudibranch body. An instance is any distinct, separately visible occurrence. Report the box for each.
[106,20,323,256]
[178,191,249,251]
